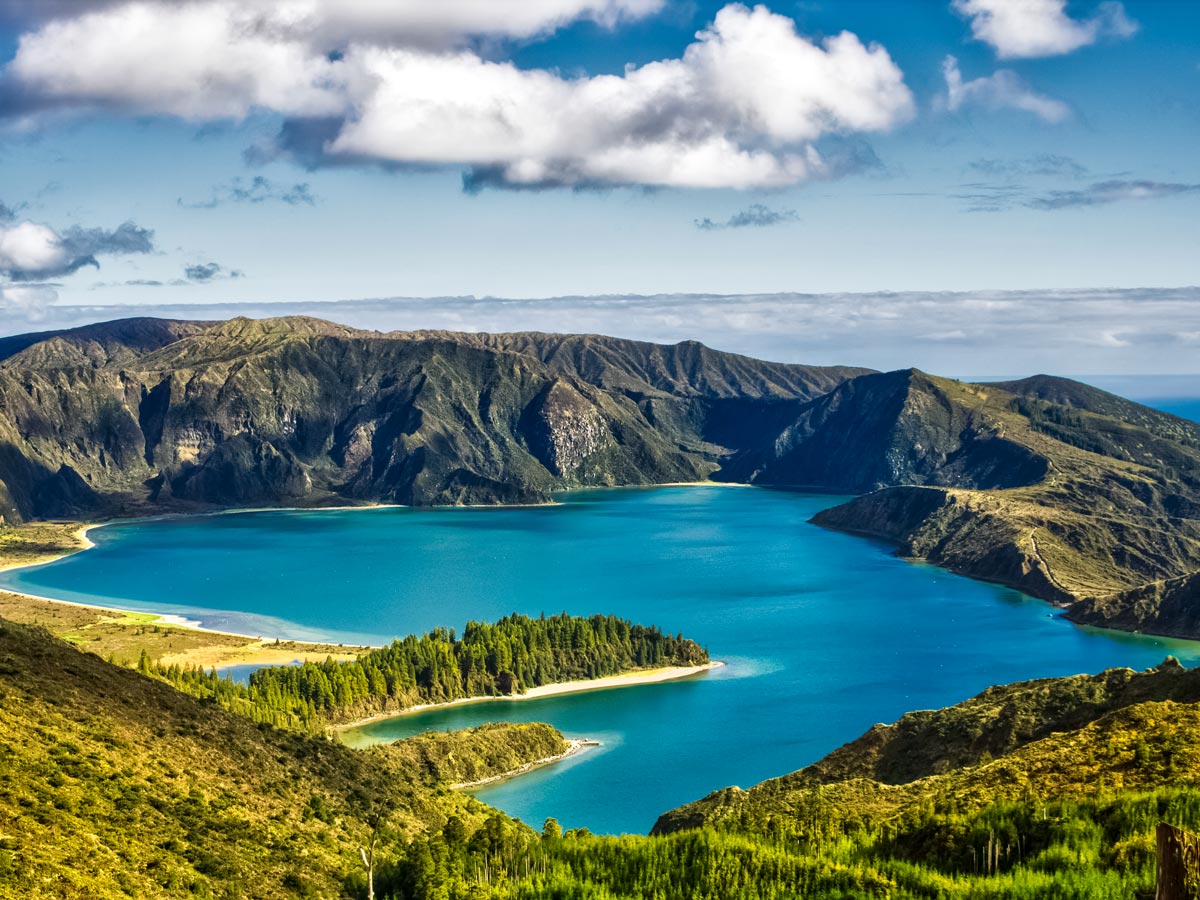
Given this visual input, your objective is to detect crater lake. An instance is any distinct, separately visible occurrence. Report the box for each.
[4,486,1199,834]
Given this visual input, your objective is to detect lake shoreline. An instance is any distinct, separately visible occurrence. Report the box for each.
[5,484,1200,660]
[335,661,726,736]
[449,738,603,790]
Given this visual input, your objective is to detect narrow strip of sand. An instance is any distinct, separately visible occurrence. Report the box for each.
[336,660,726,733]
[449,739,602,790]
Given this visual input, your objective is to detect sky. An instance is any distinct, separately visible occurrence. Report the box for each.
[0,0,1197,375]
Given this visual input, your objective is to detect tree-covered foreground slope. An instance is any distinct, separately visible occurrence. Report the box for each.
[0,617,568,899]
[3,313,1200,636]
[7,612,1200,900]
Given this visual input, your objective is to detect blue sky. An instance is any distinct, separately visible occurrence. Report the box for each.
[0,0,1197,374]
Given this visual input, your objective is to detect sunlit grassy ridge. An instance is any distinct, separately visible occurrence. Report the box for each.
[0,618,563,899]
[7,612,1200,899]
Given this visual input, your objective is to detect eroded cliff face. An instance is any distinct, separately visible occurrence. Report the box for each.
[5,315,1200,641]
[0,317,841,519]
[524,381,617,479]
[723,371,1049,491]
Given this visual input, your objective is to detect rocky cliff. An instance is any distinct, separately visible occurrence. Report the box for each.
[0,316,863,519]
[4,314,1200,638]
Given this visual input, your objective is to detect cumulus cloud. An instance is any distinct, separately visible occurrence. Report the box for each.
[952,0,1138,59]
[323,7,913,188]
[0,219,154,283]
[0,219,155,280]
[0,282,57,320]
[1028,179,1200,210]
[2,2,915,189]
[180,176,318,209]
[695,204,799,230]
[941,56,1070,123]
[184,262,243,282]
[1,0,665,49]
[0,222,67,279]
[8,3,345,120]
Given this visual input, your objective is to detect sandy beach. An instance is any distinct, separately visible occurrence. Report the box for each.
[336,660,726,733]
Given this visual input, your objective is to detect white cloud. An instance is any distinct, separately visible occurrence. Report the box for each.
[7,0,668,122]
[0,221,68,277]
[10,3,344,120]
[7,288,1200,375]
[0,218,156,284]
[942,56,1070,123]
[4,2,915,189]
[5,0,666,49]
[0,283,58,320]
[275,0,666,47]
[952,0,1137,59]
[329,5,914,188]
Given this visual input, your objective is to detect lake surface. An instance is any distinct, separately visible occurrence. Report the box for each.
[5,486,1200,835]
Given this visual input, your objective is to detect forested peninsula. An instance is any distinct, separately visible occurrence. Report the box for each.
[137,612,710,731]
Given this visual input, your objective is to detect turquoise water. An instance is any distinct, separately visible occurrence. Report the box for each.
[4,486,1200,835]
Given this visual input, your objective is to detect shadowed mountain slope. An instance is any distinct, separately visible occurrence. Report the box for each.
[3,316,1200,638]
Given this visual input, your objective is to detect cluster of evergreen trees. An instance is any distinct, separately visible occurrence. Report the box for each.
[354,788,1200,900]
[140,613,707,731]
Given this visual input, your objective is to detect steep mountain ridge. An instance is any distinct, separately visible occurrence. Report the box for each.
[0,316,859,520]
[721,370,1049,491]
[4,315,1200,638]
[0,318,214,369]
[447,330,871,400]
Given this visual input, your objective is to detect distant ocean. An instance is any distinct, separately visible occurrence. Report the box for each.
[965,374,1200,424]
[1146,399,1200,423]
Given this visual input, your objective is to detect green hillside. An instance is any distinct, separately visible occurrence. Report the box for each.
[0,618,563,899]
[6,614,1200,900]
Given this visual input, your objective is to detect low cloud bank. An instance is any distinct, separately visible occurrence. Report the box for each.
[3,288,1200,376]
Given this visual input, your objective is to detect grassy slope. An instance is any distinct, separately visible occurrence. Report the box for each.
[338,660,1200,900]
[0,521,87,570]
[812,373,1200,637]
[654,660,1200,836]
[8,612,1200,900]
[0,619,564,900]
